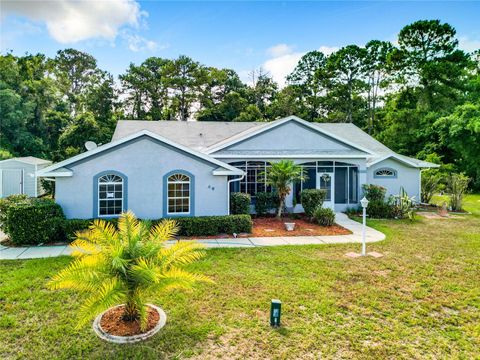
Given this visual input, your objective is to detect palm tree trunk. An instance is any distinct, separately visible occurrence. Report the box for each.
[123,300,139,321]
[276,197,284,218]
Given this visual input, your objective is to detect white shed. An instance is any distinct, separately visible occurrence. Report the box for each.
[0,157,52,198]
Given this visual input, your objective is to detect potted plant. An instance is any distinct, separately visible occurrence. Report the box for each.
[48,211,211,344]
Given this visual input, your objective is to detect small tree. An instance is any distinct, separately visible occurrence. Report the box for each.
[49,211,211,329]
[264,160,306,218]
[421,169,441,204]
[447,173,470,211]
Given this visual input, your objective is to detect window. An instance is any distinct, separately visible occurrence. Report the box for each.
[167,173,190,214]
[374,168,397,178]
[98,174,124,216]
[229,161,271,199]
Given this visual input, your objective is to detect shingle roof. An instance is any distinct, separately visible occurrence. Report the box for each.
[0,156,51,165]
[112,119,438,168]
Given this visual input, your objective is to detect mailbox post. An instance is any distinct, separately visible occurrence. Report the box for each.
[270,299,282,327]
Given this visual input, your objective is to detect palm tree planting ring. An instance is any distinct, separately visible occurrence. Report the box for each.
[93,304,166,344]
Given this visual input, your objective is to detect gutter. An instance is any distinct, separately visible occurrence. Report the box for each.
[226,173,245,215]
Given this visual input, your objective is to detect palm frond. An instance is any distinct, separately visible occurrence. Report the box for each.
[76,277,126,329]
[157,267,213,292]
[48,255,107,292]
[89,219,118,246]
[149,219,179,243]
[159,241,207,268]
[129,258,159,286]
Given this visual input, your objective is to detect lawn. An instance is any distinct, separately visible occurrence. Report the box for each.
[1,196,479,359]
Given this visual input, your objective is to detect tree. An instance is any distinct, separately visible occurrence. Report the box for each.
[167,55,207,121]
[325,45,368,123]
[57,112,102,159]
[397,20,469,110]
[54,49,101,115]
[48,211,211,329]
[363,40,395,133]
[287,50,327,121]
[265,160,306,218]
[435,102,480,188]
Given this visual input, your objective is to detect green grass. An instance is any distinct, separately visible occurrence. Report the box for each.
[431,193,480,216]
[1,195,479,359]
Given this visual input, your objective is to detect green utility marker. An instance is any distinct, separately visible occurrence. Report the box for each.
[270,299,282,327]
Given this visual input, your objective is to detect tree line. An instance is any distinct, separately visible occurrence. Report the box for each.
[0,19,479,188]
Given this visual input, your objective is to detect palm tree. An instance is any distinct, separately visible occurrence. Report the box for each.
[265,160,306,218]
[49,211,211,330]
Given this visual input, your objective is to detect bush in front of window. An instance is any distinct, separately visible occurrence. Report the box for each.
[64,214,252,239]
[255,192,280,216]
[313,206,336,226]
[300,189,326,218]
[0,195,65,245]
[361,184,387,202]
[230,192,251,215]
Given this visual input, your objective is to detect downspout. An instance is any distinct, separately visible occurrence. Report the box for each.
[226,173,245,215]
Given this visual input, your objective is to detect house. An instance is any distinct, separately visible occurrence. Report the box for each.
[37,116,438,219]
[0,157,52,198]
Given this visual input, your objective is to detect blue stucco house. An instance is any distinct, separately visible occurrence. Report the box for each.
[37,116,438,219]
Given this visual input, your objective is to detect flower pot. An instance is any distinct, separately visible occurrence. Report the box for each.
[284,222,296,231]
[93,303,166,344]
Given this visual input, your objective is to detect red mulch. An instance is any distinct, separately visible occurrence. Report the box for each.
[100,305,160,336]
[180,215,350,239]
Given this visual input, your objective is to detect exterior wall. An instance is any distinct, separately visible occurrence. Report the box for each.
[219,121,354,152]
[367,158,420,201]
[0,160,37,197]
[55,137,229,219]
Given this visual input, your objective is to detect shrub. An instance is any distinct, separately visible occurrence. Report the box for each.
[362,184,386,202]
[300,189,326,217]
[255,191,279,216]
[313,207,335,226]
[366,200,396,219]
[230,192,251,215]
[0,196,65,245]
[64,214,252,239]
[448,173,470,211]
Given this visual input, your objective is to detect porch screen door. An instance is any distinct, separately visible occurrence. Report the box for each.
[317,172,334,210]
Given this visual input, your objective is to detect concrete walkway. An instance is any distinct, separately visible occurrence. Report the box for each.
[0,213,385,260]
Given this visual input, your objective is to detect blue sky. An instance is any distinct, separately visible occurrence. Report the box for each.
[2,1,479,84]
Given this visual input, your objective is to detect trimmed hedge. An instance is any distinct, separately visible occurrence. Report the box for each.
[0,196,65,245]
[300,189,326,217]
[255,191,279,216]
[313,206,335,226]
[230,192,251,215]
[64,214,252,239]
[362,184,386,202]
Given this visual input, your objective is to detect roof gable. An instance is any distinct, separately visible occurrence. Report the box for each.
[37,130,243,177]
[206,116,373,155]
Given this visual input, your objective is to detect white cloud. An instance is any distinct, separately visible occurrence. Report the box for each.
[458,36,480,53]
[3,0,144,44]
[262,44,340,87]
[266,43,294,57]
[121,32,164,52]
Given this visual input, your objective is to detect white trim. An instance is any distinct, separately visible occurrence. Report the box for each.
[97,175,124,218]
[213,154,370,159]
[205,116,374,155]
[0,158,51,166]
[367,154,440,168]
[37,130,243,177]
[34,164,38,197]
[0,169,2,198]
[166,174,191,215]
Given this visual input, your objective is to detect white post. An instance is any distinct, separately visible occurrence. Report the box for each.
[360,196,369,256]
[362,206,366,256]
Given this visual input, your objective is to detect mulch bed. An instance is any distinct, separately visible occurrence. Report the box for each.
[100,305,160,336]
[180,215,350,239]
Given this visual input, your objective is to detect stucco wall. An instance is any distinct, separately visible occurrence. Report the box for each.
[55,136,228,219]
[367,158,420,201]
[221,121,355,152]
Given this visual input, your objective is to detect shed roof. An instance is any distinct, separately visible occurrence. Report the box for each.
[0,156,51,165]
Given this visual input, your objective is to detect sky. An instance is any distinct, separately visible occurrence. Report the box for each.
[1,1,479,85]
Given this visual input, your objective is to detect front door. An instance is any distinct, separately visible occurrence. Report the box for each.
[317,172,334,210]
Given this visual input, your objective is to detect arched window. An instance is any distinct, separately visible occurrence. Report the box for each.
[98,174,124,216]
[374,168,397,178]
[167,173,191,214]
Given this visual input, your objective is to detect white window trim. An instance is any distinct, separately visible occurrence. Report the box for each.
[98,175,124,217]
[167,175,191,215]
